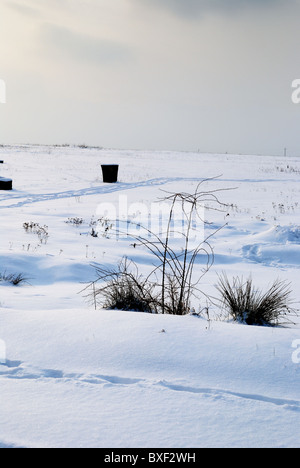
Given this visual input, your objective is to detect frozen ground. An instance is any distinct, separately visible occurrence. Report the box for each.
[0,145,300,448]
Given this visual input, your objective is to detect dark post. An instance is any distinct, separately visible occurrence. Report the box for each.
[0,177,12,190]
[101,164,119,183]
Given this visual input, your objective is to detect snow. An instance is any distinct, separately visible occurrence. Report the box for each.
[0,145,300,448]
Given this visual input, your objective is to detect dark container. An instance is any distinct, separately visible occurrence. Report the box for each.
[0,177,12,190]
[101,164,119,183]
[0,161,3,164]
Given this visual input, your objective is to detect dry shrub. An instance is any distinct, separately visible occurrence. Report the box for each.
[216,273,294,326]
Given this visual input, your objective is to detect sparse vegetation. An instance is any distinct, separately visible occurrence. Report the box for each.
[89,216,113,238]
[83,178,232,314]
[0,272,29,286]
[23,222,49,244]
[275,164,300,174]
[66,216,113,238]
[65,217,84,226]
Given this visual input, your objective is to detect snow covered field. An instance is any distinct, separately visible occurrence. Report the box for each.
[0,145,300,448]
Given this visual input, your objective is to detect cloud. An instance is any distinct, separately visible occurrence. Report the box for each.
[4,0,41,17]
[131,0,292,19]
[40,23,132,65]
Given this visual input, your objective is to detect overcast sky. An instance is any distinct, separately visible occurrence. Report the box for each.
[1,0,300,155]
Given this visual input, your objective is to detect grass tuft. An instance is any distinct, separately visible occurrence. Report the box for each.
[216,273,294,326]
[0,272,30,286]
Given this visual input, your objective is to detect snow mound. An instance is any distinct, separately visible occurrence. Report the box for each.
[243,244,300,267]
[252,225,300,245]
[0,253,94,286]
[242,225,300,267]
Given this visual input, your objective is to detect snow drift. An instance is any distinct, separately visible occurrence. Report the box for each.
[0,146,299,448]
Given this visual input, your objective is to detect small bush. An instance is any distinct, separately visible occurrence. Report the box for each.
[216,273,293,326]
[84,258,159,313]
[103,279,154,313]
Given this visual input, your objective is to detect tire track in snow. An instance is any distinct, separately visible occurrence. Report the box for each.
[157,381,300,412]
[0,177,201,209]
[1,176,298,210]
[1,360,300,412]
